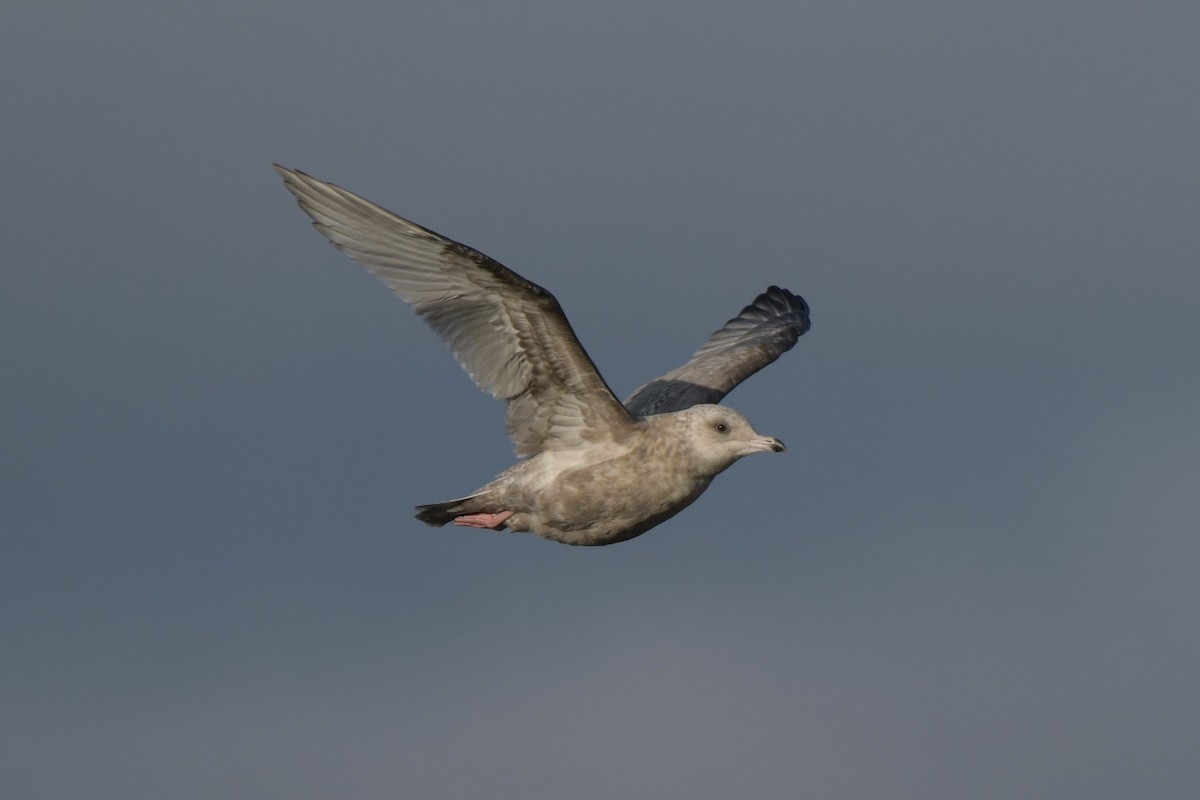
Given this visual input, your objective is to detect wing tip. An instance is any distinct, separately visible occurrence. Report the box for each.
[273,163,305,184]
[748,286,811,336]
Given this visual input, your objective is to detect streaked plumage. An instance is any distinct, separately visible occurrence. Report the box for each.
[276,165,810,545]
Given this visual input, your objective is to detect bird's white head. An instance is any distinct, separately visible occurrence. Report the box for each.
[674,404,785,473]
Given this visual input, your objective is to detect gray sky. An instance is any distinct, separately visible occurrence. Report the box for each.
[4,1,1199,797]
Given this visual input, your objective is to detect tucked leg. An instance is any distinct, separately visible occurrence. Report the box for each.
[453,510,514,529]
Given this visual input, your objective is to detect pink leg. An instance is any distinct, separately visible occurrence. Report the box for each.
[453,510,514,529]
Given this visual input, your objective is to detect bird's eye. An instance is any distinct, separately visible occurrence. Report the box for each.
[715,422,728,433]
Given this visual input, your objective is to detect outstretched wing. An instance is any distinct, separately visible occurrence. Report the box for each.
[624,286,810,416]
[276,165,637,457]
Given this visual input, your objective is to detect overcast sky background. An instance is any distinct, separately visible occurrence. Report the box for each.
[3,1,1198,798]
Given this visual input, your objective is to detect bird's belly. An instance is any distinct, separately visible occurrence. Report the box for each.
[524,456,711,546]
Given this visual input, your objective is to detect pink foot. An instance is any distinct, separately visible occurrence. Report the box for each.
[453,510,514,530]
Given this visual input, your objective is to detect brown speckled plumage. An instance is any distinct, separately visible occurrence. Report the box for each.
[276,165,806,546]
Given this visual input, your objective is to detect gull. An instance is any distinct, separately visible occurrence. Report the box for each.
[276,165,810,545]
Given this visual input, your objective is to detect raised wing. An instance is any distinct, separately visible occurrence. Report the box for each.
[276,165,637,457]
[624,286,810,416]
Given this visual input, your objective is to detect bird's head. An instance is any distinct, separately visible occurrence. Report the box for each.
[675,404,785,473]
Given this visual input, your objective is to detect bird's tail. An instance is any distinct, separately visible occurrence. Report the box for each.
[414,493,491,526]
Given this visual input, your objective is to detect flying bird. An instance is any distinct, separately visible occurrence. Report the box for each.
[276,165,810,545]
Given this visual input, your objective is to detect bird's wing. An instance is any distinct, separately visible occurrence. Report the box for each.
[276,165,638,457]
[624,286,810,416]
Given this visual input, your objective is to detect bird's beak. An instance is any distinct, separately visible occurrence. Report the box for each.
[752,436,786,453]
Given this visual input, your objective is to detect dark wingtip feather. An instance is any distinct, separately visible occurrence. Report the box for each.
[755,286,811,337]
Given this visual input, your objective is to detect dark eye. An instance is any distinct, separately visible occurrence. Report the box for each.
[715,422,728,433]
